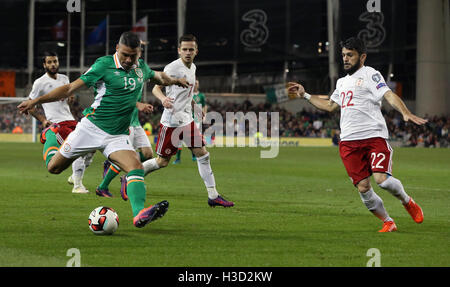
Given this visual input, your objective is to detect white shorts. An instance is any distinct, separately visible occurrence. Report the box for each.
[129,125,151,150]
[59,117,135,160]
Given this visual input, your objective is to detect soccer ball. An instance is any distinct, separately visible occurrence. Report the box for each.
[88,206,119,235]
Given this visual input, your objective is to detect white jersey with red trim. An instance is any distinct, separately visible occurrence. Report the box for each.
[330,66,391,141]
[28,73,75,123]
[160,58,196,127]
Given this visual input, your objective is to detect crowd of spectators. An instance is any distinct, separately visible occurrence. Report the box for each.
[138,98,450,148]
[0,102,30,134]
[1,98,449,148]
[0,99,84,134]
[384,109,450,148]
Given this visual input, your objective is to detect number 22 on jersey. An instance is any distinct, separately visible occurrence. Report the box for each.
[341,90,354,108]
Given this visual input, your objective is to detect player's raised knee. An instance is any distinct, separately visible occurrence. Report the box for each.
[356,178,372,193]
[373,173,388,185]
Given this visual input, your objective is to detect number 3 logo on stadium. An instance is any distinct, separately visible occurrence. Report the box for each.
[240,9,269,48]
[370,152,385,169]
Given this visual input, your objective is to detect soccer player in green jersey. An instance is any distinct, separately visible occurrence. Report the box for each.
[18,32,189,228]
[173,80,207,163]
[97,93,155,198]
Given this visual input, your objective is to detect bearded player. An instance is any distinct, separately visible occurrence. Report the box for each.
[288,37,426,232]
[28,51,94,194]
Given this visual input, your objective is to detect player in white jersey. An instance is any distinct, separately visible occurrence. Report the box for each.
[173,80,208,164]
[121,34,234,207]
[28,52,93,194]
[159,57,196,128]
[288,37,427,232]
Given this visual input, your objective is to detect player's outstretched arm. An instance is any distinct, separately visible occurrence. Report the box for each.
[28,106,52,127]
[136,102,154,113]
[383,90,428,125]
[150,71,189,88]
[18,78,86,115]
[287,82,339,112]
[152,84,173,109]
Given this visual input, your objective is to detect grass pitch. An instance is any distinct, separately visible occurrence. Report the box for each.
[0,142,449,267]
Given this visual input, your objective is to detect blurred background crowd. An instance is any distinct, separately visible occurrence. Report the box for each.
[2,98,448,148]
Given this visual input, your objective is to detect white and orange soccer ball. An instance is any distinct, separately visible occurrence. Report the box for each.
[88,206,119,235]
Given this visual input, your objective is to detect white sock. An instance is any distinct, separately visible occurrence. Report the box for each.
[207,187,219,200]
[378,176,410,205]
[196,152,218,199]
[83,152,95,168]
[359,188,392,222]
[71,157,85,188]
[143,158,160,176]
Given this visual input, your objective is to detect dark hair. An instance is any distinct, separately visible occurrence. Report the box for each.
[42,51,58,63]
[340,37,366,55]
[119,31,141,49]
[178,34,197,46]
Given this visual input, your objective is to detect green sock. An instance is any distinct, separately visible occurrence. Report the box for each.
[98,164,120,190]
[138,151,147,162]
[42,129,59,167]
[126,169,146,217]
[176,149,181,160]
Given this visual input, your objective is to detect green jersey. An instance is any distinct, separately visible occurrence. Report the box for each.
[192,92,206,123]
[130,94,142,127]
[80,53,155,135]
